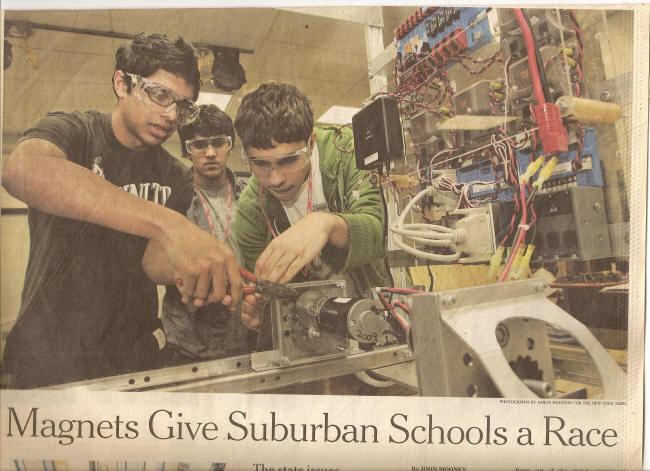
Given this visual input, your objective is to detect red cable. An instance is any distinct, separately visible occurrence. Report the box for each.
[498,182,528,282]
[392,301,411,313]
[513,9,546,106]
[381,287,425,295]
[378,293,408,331]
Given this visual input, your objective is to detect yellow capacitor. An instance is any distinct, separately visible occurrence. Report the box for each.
[556,96,622,123]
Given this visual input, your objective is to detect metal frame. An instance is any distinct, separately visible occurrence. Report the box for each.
[410,279,626,398]
[51,345,413,393]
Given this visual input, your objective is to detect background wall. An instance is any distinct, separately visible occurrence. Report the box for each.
[0,6,415,354]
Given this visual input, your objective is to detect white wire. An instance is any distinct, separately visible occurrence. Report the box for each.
[389,186,464,262]
[555,8,575,105]
[503,55,513,131]
[354,371,395,388]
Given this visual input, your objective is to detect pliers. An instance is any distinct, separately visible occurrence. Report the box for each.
[239,267,299,299]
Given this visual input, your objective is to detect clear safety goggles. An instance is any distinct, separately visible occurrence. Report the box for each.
[242,145,311,177]
[126,72,199,125]
[185,135,233,155]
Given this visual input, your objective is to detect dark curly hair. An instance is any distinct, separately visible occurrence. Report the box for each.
[177,104,235,157]
[114,33,200,100]
[234,82,313,149]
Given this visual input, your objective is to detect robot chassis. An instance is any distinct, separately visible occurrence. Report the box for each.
[58,279,625,399]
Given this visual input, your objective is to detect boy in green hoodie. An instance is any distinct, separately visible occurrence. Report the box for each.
[234,82,386,331]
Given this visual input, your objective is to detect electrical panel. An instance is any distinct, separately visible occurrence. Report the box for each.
[365,6,628,269]
[531,187,611,260]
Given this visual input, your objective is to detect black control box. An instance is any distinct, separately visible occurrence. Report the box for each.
[352,96,404,170]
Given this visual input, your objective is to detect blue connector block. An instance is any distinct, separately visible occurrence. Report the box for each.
[456,159,516,201]
[396,7,491,59]
[456,128,602,201]
[515,127,603,192]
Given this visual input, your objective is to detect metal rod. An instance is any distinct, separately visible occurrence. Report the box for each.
[51,345,412,393]
[6,20,255,55]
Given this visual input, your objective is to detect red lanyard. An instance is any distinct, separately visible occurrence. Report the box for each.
[194,179,232,242]
[258,166,312,276]
[258,165,312,237]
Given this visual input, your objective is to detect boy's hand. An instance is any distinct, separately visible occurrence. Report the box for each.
[162,219,243,308]
[241,291,267,331]
[254,212,348,283]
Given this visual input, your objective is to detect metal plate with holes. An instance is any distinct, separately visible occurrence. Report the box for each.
[252,279,352,371]
[409,279,626,399]
[53,346,413,394]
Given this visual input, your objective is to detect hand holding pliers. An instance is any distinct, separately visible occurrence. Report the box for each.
[239,267,299,299]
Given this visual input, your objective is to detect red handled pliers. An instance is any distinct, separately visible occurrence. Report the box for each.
[239,267,299,299]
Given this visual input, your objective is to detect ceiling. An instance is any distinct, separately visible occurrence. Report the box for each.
[2,7,417,159]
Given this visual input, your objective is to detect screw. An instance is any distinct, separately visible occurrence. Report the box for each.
[444,297,457,306]
[308,327,321,339]
[349,320,357,327]
[600,89,614,102]
[378,315,386,323]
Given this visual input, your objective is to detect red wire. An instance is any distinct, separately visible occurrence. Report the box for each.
[550,281,622,288]
[381,287,425,295]
[378,293,408,331]
[392,301,411,313]
[498,182,528,282]
[513,9,546,106]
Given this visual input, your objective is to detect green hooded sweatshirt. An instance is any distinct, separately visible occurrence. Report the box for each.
[236,125,387,295]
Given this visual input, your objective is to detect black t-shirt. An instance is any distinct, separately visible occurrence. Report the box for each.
[2,110,193,388]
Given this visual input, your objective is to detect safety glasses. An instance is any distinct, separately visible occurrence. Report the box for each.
[242,145,311,177]
[185,135,233,155]
[126,72,199,125]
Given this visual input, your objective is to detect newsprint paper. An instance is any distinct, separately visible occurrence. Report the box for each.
[0,3,648,471]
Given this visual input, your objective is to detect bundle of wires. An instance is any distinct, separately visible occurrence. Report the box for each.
[389,186,465,262]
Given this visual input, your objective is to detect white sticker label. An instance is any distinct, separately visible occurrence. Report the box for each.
[153,328,166,350]
[333,297,353,304]
[364,152,379,165]
[552,156,593,176]
[472,182,496,192]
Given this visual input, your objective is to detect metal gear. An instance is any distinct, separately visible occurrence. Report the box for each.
[509,355,544,381]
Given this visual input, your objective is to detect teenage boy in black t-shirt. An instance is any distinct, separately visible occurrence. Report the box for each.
[1,34,242,388]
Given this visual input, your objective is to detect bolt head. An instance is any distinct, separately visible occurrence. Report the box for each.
[600,89,614,102]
